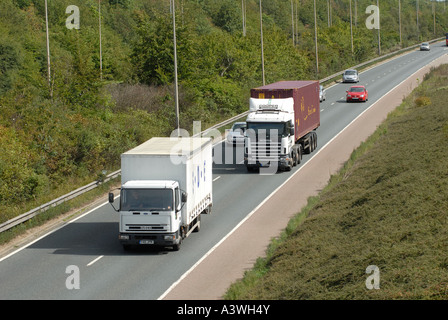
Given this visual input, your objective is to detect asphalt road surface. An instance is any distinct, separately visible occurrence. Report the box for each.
[1,41,447,300]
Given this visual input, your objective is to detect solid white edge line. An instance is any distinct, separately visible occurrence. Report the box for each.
[0,201,110,263]
[157,53,446,300]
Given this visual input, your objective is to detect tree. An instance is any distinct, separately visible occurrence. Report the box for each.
[131,9,196,86]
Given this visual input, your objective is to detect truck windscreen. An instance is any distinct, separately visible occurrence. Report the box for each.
[247,122,286,138]
[121,189,173,211]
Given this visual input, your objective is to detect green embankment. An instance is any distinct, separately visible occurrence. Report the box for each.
[225,64,448,300]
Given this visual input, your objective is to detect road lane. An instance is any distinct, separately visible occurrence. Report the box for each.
[0,42,446,299]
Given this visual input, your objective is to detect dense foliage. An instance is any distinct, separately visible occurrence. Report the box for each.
[1,0,447,219]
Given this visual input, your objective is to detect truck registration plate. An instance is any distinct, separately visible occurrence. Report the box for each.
[139,240,154,245]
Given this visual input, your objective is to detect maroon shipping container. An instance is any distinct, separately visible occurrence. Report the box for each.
[250,81,320,141]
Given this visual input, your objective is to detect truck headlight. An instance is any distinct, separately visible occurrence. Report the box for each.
[164,235,175,241]
[119,234,129,240]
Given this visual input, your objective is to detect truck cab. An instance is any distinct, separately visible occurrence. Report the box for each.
[110,180,188,250]
[245,98,297,171]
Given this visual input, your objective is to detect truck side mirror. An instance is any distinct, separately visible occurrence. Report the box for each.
[108,192,119,212]
[290,127,295,135]
[181,191,188,203]
[109,192,114,203]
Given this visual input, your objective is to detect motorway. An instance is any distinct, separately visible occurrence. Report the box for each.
[0,42,447,300]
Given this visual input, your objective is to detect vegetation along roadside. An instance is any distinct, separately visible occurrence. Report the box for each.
[1,1,447,244]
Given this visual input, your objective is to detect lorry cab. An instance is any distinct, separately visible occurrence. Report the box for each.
[245,98,296,171]
[109,180,187,249]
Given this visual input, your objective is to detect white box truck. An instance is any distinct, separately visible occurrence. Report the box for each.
[109,137,213,251]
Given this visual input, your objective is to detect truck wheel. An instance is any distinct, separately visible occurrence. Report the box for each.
[313,133,317,150]
[306,136,313,154]
[297,145,302,164]
[173,238,182,251]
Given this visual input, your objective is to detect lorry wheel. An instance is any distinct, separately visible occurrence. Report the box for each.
[173,238,182,251]
[306,137,312,154]
[292,150,297,167]
[310,135,315,152]
[313,133,317,150]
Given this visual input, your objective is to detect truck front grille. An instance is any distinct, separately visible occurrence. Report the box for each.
[125,224,168,232]
[249,140,281,161]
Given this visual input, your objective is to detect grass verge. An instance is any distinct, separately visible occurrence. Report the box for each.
[224,64,448,300]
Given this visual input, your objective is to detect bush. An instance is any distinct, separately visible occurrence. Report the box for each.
[415,96,431,107]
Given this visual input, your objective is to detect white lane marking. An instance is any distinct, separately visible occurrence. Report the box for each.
[0,201,110,262]
[157,57,444,300]
[213,176,221,182]
[87,255,104,267]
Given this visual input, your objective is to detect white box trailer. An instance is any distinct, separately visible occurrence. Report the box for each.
[109,137,213,251]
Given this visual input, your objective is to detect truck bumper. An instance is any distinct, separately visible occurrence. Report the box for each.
[244,157,290,171]
[119,231,180,247]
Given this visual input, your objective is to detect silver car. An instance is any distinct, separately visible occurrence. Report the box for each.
[420,42,430,51]
[226,122,246,146]
[342,69,359,83]
[319,85,326,102]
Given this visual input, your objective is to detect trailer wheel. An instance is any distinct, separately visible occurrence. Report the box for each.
[313,133,317,150]
[305,135,313,154]
[297,145,302,164]
[310,134,315,152]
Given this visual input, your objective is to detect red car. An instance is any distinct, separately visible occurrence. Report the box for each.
[346,85,368,102]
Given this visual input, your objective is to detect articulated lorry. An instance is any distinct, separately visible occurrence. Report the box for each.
[109,137,213,251]
[244,81,320,172]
